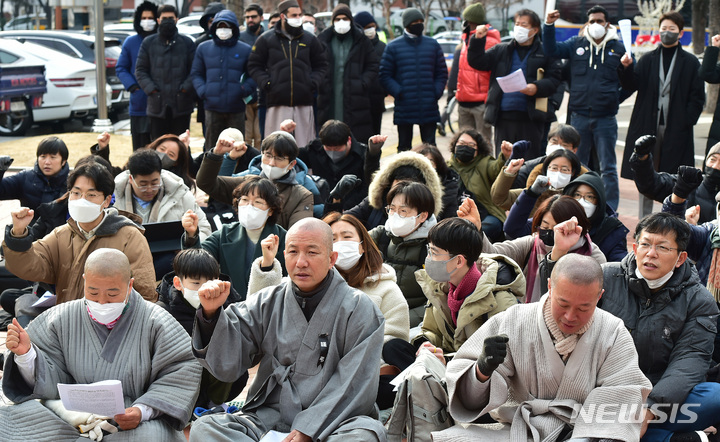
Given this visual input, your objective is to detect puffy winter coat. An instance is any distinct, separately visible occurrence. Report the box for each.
[0,162,69,210]
[379,33,448,125]
[467,35,562,124]
[113,169,211,241]
[416,253,525,352]
[191,10,256,113]
[116,34,148,116]
[542,24,626,117]
[135,28,196,118]
[370,216,438,327]
[316,24,380,143]
[247,24,328,108]
[2,208,156,303]
[600,255,718,405]
[456,28,500,104]
[630,151,720,225]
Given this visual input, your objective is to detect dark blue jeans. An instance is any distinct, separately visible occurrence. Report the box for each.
[642,382,720,441]
[570,113,620,210]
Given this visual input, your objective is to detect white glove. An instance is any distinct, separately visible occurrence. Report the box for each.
[79,416,118,441]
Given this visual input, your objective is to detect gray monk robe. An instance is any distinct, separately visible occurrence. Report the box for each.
[189,268,387,442]
[0,289,202,442]
[440,295,652,442]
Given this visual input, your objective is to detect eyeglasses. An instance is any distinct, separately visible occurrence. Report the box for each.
[426,244,455,259]
[131,181,162,192]
[636,242,680,255]
[263,152,289,163]
[238,197,269,210]
[385,205,416,218]
[572,192,598,204]
[69,190,103,200]
[547,165,572,174]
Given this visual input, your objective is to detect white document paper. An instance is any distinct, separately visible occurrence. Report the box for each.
[618,19,633,56]
[57,380,125,417]
[545,0,556,16]
[32,291,56,308]
[496,69,528,93]
[259,430,291,442]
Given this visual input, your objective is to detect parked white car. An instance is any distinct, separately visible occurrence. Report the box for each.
[0,38,111,130]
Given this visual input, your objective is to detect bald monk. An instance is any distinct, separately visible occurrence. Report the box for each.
[190,218,387,442]
[1,248,201,441]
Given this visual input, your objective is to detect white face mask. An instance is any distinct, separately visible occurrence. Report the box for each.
[140,19,156,32]
[180,282,201,309]
[334,19,351,34]
[302,22,315,33]
[286,17,303,28]
[545,143,563,155]
[635,262,677,290]
[385,212,420,238]
[513,26,531,44]
[68,198,104,224]
[237,204,270,230]
[261,162,290,181]
[215,28,233,40]
[587,22,606,40]
[334,240,363,271]
[364,27,377,39]
[85,283,130,325]
[577,197,597,218]
[547,170,572,189]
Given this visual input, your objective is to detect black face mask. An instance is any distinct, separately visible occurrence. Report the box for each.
[159,18,177,38]
[407,23,424,37]
[538,228,554,247]
[247,23,261,34]
[454,145,476,163]
[660,31,679,46]
[705,168,720,187]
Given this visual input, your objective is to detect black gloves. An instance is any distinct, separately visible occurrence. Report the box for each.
[0,156,13,172]
[476,335,509,377]
[329,175,361,202]
[510,140,531,160]
[634,135,656,157]
[673,166,704,199]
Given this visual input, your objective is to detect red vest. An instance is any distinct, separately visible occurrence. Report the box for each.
[456,28,501,103]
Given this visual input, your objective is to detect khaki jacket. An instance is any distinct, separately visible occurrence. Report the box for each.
[2,208,156,303]
[415,253,525,353]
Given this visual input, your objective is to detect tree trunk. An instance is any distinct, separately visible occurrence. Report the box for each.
[706,0,720,114]
[692,0,708,54]
[226,0,243,23]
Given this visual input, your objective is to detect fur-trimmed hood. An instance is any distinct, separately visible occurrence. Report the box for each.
[368,151,444,218]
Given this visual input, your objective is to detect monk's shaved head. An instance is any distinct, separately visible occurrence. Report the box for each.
[85,248,132,283]
[550,254,603,292]
[287,218,334,254]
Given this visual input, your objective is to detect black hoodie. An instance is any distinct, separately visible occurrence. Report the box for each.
[563,171,629,261]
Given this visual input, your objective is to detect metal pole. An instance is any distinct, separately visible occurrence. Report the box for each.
[92,0,113,132]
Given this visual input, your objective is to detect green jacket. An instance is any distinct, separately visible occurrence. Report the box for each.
[183,222,286,300]
[449,153,507,221]
[415,253,525,353]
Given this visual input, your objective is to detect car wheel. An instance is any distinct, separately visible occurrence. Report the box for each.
[0,108,33,136]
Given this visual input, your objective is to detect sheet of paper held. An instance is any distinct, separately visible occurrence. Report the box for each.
[260,430,291,442]
[497,69,528,93]
[57,380,126,417]
[32,291,56,308]
[618,19,633,56]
